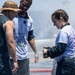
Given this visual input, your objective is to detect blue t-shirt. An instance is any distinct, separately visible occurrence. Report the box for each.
[13,14,33,60]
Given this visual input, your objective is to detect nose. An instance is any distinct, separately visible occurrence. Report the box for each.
[24,7,27,10]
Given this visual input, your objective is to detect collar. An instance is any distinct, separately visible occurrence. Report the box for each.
[18,12,29,19]
[61,23,70,29]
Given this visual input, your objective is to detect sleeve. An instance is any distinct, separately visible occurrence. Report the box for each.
[58,31,68,44]
[27,16,35,41]
[47,43,67,58]
[47,30,68,58]
[27,30,35,41]
[29,15,33,31]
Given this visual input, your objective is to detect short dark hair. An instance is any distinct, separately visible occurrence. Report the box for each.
[27,0,32,4]
[21,0,32,4]
[51,9,69,22]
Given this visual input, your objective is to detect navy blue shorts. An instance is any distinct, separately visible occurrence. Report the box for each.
[62,58,75,75]
[56,58,75,75]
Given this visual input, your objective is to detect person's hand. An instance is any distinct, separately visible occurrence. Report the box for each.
[34,53,39,63]
[12,61,18,74]
[43,48,48,58]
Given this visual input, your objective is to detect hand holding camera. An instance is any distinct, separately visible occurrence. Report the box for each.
[43,46,49,58]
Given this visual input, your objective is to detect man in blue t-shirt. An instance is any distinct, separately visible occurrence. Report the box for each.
[13,0,39,75]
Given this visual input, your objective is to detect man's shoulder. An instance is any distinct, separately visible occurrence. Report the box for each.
[13,15,19,22]
[25,12,33,22]
[28,15,33,23]
[4,20,14,26]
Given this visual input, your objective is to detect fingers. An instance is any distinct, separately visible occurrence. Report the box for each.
[34,53,39,63]
[43,48,47,53]
[12,62,18,74]
[43,46,50,49]
[12,67,18,74]
[43,48,48,58]
[43,52,48,58]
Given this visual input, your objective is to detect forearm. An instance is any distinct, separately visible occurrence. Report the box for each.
[28,39,37,54]
[7,42,17,62]
[44,43,67,58]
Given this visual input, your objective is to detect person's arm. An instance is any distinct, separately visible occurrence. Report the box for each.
[3,21,18,73]
[28,38,39,63]
[28,30,39,63]
[28,38,37,53]
[43,43,67,58]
